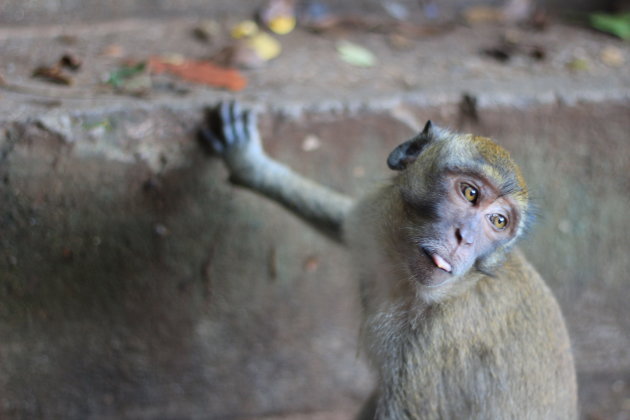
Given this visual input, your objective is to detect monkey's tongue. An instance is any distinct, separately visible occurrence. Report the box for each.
[431,254,452,273]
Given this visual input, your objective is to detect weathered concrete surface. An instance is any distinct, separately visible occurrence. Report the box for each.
[0,14,630,420]
[0,0,609,25]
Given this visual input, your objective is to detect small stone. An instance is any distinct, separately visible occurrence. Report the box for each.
[302,134,321,152]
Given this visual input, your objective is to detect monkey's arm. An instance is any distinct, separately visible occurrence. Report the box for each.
[202,101,354,242]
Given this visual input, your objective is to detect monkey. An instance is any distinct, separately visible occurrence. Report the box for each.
[201,101,577,419]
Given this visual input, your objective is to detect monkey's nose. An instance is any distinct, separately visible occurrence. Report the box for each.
[455,226,475,246]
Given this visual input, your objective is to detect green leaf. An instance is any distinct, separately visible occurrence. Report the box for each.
[107,62,147,87]
[589,13,630,40]
[336,41,377,67]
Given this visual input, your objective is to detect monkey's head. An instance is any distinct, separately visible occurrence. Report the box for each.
[386,121,532,293]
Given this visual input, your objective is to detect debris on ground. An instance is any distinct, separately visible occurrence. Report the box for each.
[337,40,377,67]
[589,12,630,40]
[217,20,282,69]
[231,20,259,39]
[566,57,590,72]
[59,53,82,71]
[32,53,83,85]
[105,62,151,96]
[600,46,625,67]
[246,32,282,61]
[259,0,297,35]
[482,31,546,62]
[192,19,220,44]
[33,64,74,85]
[148,56,247,91]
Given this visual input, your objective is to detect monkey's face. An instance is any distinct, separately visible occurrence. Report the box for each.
[386,121,529,292]
[399,170,520,288]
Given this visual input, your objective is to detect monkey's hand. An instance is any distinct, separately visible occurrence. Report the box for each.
[200,100,353,241]
[201,101,268,186]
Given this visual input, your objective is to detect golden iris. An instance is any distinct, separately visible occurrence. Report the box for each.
[489,214,508,230]
[462,184,478,203]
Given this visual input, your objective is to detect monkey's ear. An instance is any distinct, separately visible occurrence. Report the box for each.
[387,120,435,171]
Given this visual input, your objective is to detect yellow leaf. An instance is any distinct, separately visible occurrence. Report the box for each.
[269,16,296,34]
[247,33,282,61]
[231,20,259,39]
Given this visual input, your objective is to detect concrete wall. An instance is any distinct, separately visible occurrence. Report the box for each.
[1,99,629,418]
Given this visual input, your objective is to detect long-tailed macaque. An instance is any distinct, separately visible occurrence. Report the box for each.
[202,101,577,419]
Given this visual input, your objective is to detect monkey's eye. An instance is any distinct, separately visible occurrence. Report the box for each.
[461,184,478,203]
[488,214,508,230]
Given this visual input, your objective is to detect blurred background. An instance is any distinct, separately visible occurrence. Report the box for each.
[0,0,629,419]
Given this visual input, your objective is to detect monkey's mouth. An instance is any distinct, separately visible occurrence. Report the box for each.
[422,248,453,273]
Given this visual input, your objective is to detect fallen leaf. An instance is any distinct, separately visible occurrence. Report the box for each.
[337,40,376,67]
[106,62,151,96]
[246,32,282,61]
[260,0,297,35]
[590,13,630,40]
[600,45,625,67]
[566,57,589,72]
[148,57,247,91]
[32,65,73,85]
[106,62,146,88]
[231,20,259,39]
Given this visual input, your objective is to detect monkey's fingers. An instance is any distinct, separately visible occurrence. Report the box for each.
[199,126,225,154]
[219,101,239,146]
[243,109,260,146]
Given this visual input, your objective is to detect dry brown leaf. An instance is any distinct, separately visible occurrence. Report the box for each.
[148,57,247,91]
[32,65,73,85]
